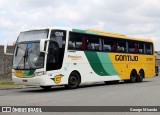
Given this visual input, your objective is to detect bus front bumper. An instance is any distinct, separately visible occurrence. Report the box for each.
[12,75,57,86]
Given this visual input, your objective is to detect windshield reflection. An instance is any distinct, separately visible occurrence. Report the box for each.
[13,42,45,70]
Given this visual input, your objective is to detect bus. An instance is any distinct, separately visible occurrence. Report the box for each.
[4,27,155,89]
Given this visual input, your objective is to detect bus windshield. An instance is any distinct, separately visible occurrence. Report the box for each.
[13,29,49,70]
[13,42,45,70]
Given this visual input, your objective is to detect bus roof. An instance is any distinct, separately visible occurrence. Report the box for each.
[72,29,153,43]
[20,27,153,43]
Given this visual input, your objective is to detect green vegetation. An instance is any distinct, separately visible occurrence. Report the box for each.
[0,81,16,86]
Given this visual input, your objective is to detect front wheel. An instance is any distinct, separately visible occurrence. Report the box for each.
[65,72,81,89]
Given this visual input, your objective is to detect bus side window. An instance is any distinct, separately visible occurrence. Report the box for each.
[128,41,134,53]
[103,38,112,52]
[68,32,84,50]
[112,41,117,52]
[75,42,82,49]
[82,36,86,50]
[87,43,94,50]
[86,35,100,51]
[116,40,126,52]
[146,43,153,54]
[134,43,138,53]
[68,41,75,49]
[138,42,144,54]
[104,45,111,51]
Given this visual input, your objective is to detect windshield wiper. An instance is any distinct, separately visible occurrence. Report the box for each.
[23,48,28,69]
[15,47,28,69]
[16,47,34,69]
[15,43,40,70]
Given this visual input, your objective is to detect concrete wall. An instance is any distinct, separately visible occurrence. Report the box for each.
[0,45,14,81]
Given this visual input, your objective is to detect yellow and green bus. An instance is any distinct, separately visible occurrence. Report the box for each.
[4,27,155,89]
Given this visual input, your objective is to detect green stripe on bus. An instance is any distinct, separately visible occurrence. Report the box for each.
[86,31,99,35]
[84,51,110,76]
[72,29,98,35]
[84,51,118,76]
[96,52,118,75]
[72,29,87,34]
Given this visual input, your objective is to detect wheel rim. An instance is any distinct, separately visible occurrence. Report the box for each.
[131,72,136,82]
[131,74,135,80]
[70,76,77,86]
[139,72,144,81]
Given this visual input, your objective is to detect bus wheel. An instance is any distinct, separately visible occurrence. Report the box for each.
[130,70,137,83]
[40,86,52,90]
[137,71,144,82]
[65,72,81,89]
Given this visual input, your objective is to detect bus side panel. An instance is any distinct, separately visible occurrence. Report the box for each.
[108,53,155,80]
[65,51,155,84]
[66,51,121,83]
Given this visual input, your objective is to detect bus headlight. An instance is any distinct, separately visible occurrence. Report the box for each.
[34,71,46,77]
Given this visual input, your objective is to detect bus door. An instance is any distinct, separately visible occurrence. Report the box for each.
[46,30,66,71]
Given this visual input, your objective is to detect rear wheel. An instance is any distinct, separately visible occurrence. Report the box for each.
[65,72,81,89]
[40,86,52,90]
[130,70,137,83]
[137,71,144,82]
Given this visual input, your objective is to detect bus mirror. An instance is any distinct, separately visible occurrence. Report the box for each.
[40,39,49,53]
[4,44,13,55]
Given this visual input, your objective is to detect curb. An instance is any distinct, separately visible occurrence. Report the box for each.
[0,85,39,90]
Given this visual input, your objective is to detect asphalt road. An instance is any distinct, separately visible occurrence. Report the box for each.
[0,76,160,114]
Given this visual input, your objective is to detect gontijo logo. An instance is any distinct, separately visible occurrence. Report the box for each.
[115,55,138,61]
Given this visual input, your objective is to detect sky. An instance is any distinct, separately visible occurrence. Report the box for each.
[0,0,160,50]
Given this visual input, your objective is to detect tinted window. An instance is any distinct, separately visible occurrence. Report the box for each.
[68,32,84,50]
[86,35,101,51]
[50,30,66,48]
[103,38,113,52]
[128,41,144,54]
[116,39,126,52]
[103,37,126,52]
[68,32,102,51]
[68,32,153,55]
[145,43,153,54]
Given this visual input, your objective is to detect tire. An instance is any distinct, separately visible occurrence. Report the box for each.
[130,70,137,83]
[40,86,52,90]
[65,72,81,89]
[137,71,144,82]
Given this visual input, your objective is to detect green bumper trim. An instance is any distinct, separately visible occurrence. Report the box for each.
[23,70,35,76]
